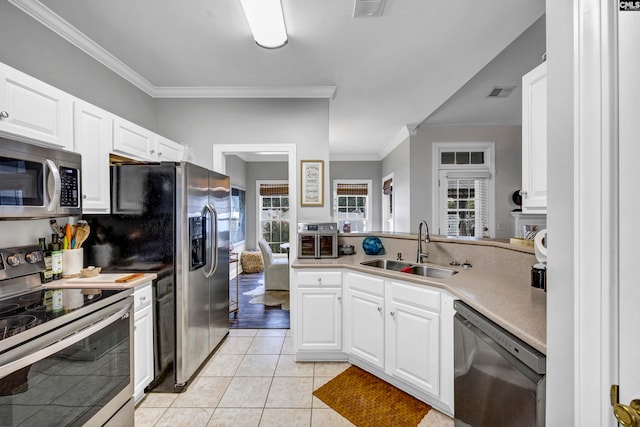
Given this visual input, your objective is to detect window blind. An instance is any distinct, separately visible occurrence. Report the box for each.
[259,183,289,196]
[383,178,393,195]
[336,183,368,196]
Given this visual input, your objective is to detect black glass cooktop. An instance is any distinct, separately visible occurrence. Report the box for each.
[0,288,126,342]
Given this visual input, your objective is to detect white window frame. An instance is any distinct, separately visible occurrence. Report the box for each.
[382,173,394,232]
[256,180,290,253]
[431,142,495,238]
[332,179,372,232]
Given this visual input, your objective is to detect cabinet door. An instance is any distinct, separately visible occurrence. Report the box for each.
[113,117,154,160]
[155,134,183,162]
[297,287,342,351]
[134,303,154,404]
[73,101,112,213]
[345,288,384,369]
[385,280,440,396]
[0,65,73,149]
[522,62,547,213]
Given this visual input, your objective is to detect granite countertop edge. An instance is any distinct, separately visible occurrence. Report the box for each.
[292,257,546,354]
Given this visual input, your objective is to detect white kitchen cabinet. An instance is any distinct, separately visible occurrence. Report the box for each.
[385,279,441,396]
[133,281,154,404]
[73,100,113,214]
[344,272,385,369]
[154,134,183,162]
[521,62,547,214]
[112,117,155,160]
[295,271,343,358]
[0,63,73,150]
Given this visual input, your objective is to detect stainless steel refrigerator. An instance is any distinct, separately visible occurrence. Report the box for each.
[83,161,230,392]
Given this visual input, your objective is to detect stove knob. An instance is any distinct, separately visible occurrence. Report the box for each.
[25,252,41,263]
[6,255,20,267]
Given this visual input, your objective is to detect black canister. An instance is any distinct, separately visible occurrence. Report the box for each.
[531,263,546,291]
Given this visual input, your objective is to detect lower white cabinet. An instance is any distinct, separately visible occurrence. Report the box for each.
[295,271,343,359]
[134,281,154,404]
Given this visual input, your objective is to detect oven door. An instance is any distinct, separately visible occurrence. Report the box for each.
[317,233,337,258]
[298,233,318,258]
[0,297,134,427]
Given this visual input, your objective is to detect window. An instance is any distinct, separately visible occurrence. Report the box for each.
[382,175,394,232]
[333,180,372,232]
[433,143,495,238]
[230,187,246,245]
[258,181,289,253]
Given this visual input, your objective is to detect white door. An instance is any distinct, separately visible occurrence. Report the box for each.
[345,288,384,368]
[617,6,640,416]
[297,288,342,351]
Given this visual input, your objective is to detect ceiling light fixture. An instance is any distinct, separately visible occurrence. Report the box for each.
[239,0,288,49]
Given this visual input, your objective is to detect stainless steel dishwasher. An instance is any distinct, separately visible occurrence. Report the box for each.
[454,301,546,427]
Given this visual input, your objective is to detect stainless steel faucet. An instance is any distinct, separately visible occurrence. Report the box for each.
[417,220,430,263]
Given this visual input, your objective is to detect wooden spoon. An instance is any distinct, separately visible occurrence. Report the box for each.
[74,225,90,248]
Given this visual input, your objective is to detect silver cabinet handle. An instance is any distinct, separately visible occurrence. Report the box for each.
[0,111,9,119]
[157,152,162,157]
[83,194,87,199]
[519,190,528,198]
[390,311,396,317]
[337,296,342,302]
[377,306,382,312]
[317,278,322,284]
[149,149,155,155]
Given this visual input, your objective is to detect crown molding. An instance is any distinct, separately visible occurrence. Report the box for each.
[8,0,156,96]
[9,0,337,100]
[153,86,337,99]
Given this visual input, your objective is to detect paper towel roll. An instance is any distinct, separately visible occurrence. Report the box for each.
[534,229,547,264]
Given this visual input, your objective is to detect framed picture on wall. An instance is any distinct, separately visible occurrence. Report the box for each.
[300,160,324,206]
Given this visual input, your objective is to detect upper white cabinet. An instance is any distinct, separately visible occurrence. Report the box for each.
[0,64,73,150]
[113,117,155,160]
[74,100,113,214]
[521,62,547,214]
[154,134,183,162]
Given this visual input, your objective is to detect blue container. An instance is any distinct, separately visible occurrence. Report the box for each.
[362,236,384,255]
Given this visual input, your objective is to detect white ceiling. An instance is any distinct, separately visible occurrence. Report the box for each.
[18,0,545,159]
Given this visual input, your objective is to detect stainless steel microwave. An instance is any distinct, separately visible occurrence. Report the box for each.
[0,137,81,219]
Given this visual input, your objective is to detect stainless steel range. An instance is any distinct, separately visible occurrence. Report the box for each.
[0,245,134,427]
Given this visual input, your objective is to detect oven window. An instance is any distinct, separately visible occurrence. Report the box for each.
[299,235,316,257]
[0,158,44,207]
[0,313,130,426]
[318,235,335,257]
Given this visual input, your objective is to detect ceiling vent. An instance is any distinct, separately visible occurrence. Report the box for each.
[487,86,516,98]
[353,0,387,17]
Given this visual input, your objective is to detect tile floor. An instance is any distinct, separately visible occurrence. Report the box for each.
[135,329,454,427]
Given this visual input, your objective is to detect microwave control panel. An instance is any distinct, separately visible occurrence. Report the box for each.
[59,166,79,207]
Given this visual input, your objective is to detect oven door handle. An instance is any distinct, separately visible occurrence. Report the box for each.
[45,159,61,212]
[0,301,132,379]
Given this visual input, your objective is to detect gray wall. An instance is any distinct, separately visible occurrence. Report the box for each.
[0,2,155,130]
[329,161,382,231]
[226,155,248,189]
[246,162,289,249]
[546,2,574,425]
[410,125,522,238]
[381,137,412,232]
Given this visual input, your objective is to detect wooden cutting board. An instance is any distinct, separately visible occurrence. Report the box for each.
[43,273,149,289]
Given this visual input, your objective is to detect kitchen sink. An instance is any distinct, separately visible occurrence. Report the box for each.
[360,259,458,278]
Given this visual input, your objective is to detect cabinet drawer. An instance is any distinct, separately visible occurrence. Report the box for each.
[297,271,342,287]
[134,281,152,311]
[387,280,440,312]
[346,271,384,296]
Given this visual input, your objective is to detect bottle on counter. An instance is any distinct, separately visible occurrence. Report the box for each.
[50,234,62,281]
[39,237,53,283]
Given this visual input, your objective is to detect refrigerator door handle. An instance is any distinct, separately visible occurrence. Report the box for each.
[204,203,218,278]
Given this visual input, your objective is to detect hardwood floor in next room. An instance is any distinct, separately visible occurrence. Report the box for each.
[229,272,290,329]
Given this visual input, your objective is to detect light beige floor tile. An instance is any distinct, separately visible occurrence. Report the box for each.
[280,337,295,355]
[311,377,333,409]
[313,362,350,377]
[256,329,288,337]
[171,376,231,408]
[217,337,254,355]
[418,408,455,427]
[285,329,293,338]
[207,408,263,427]
[154,407,214,427]
[134,407,167,426]
[138,391,178,408]
[311,408,355,427]
[201,354,244,376]
[236,354,279,377]
[247,337,285,355]
[260,408,311,427]
[275,355,314,377]
[218,377,273,408]
[265,377,314,408]
[229,329,259,337]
